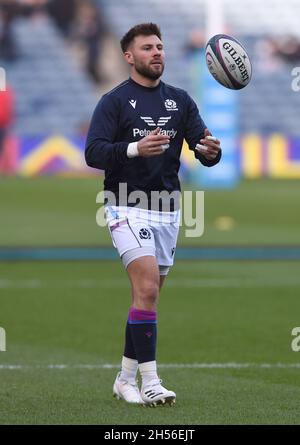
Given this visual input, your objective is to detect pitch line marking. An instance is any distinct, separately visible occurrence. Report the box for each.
[2,276,300,289]
[0,363,300,370]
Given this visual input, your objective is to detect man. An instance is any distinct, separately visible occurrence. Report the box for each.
[85,23,221,406]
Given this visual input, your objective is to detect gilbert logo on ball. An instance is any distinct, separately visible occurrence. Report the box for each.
[205,34,252,89]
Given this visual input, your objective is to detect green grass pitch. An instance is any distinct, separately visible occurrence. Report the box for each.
[1,260,300,424]
[0,177,300,246]
[0,177,300,424]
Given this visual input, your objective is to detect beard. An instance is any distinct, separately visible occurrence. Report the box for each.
[135,61,165,80]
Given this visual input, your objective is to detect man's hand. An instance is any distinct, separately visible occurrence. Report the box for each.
[137,127,170,157]
[195,128,221,160]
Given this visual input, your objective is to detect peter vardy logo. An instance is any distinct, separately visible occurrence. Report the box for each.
[140,116,171,127]
[133,115,177,138]
[133,128,177,138]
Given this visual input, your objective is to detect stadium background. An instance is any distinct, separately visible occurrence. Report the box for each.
[0,0,300,425]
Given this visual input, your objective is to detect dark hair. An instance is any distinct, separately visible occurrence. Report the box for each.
[120,23,162,52]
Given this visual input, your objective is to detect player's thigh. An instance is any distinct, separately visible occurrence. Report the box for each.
[153,222,180,270]
[107,217,155,257]
[107,216,159,285]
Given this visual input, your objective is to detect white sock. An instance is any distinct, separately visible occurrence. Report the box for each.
[119,356,138,384]
[139,361,159,387]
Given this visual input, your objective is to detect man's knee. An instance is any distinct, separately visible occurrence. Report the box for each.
[133,279,159,306]
[126,255,160,308]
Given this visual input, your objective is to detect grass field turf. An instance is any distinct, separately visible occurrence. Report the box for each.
[1,261,300,424]
[0,177,300,424]
[0,177,300,246]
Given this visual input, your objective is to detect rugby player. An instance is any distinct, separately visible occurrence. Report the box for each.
[85,23,221,406]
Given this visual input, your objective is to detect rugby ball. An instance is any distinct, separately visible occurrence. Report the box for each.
[205,34,252,89]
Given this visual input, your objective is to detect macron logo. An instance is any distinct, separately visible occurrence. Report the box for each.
[129,99,137,109]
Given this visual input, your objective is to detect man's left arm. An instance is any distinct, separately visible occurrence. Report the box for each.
[184,95,221,167]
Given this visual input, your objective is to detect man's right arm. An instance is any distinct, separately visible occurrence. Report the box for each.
[85,96,171,169]
[85,95,129,170]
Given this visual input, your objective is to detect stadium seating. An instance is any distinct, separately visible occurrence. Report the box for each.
[98,0,192,89]
[1,1,300,137]
[0,16,97,136]
[98,0,300,136]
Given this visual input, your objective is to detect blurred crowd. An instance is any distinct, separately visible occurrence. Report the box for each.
[268,35,300,64]
[0,0,107,83]
[255,35,300,73]
[184,28,300,75]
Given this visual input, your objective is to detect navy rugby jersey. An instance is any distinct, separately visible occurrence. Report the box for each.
[85,77,221,208]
